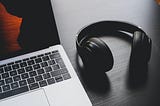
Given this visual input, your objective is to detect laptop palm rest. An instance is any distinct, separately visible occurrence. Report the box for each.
[0,89,50,106]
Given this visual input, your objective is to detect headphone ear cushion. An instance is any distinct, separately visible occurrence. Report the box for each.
[130,31,149,66]
[81,37,114,73]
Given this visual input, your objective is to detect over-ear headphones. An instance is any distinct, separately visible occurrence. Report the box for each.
[76,21,152,74]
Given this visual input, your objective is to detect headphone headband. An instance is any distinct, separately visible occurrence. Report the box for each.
[77,21,146,47]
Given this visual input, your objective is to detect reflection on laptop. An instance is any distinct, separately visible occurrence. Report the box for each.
[0,0,92,106]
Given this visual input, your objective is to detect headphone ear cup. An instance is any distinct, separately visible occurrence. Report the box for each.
[130,31,149,67]
[81,37,114,73]
[146,38,152,62]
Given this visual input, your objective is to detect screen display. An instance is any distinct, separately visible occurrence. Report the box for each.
[0,0,60,60]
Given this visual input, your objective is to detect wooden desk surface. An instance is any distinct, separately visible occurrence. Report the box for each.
[52,0,160,105]
[0,0,160,105]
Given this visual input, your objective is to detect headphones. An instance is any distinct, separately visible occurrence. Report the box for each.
[76,21,152,74]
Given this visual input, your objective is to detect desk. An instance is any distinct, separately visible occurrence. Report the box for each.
[51,0,160,105]
[0,0,160,105]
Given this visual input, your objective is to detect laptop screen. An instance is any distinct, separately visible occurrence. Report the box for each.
[0,0,60,60]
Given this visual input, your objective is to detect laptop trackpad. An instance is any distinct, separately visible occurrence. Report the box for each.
[0,89,50,106]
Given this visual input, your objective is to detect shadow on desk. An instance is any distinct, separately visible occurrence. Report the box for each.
[76,53,111,94]
[75,46,148,96]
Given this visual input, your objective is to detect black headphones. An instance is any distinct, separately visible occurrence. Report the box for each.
[76,21,152,74]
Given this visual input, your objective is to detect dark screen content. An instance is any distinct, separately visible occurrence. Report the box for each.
[0,3,22,55]
[0,0,60,60]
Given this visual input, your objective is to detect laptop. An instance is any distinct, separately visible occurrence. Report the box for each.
[0,0,92,106]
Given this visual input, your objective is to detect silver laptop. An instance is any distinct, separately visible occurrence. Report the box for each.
[0,0,92,106]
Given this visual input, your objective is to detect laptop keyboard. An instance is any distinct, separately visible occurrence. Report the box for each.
[0,50,71,100]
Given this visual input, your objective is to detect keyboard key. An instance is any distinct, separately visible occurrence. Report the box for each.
[29,83,39,90]
[25,66,33,72]
[51,68,68,77]
[49,53,60,59]
[52,50,58,54]
[19,80,27,86]
[33,64,41,70]
[21,73,29,79]
[63,73,71,80]
[17,68,25,74]
[55,76,63,82]
[48,60,56,65]
[2,85,10,92]
[47,78,55,85]
[35,75,43,82]
[37,69,45,75]
[35,58,42,63]
[42,56,50,61]
[7,62,14,66]
[44,66,52,72]
[4,66,12,72]
[12,64,20,70]
[2,73,9,79]
[45,52,51,55]
[20,62,27,67]
[59,63,66,68]
[38,54,44,57]
[40,62,48,67]
[30,56,37,59]
[15,60,22,64]
[27,60,35,65]
[27,78,35,84]
[0,86,29,100]
[0,64,6,68]
[0,68,4,74]
[55,58,63,63]
[29,71,37,77]
[56,58,66,68]
[43,73,51,79]
[39,80,47,87]
[52,64,60,70]
[10,70,17,76]
[0,80,5,86]
[23,58,29,62]
[13,75,21,81]
[5,78,13,84]
[11,82,19,89]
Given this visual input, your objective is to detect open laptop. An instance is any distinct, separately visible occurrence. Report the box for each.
[0,0,92,106]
